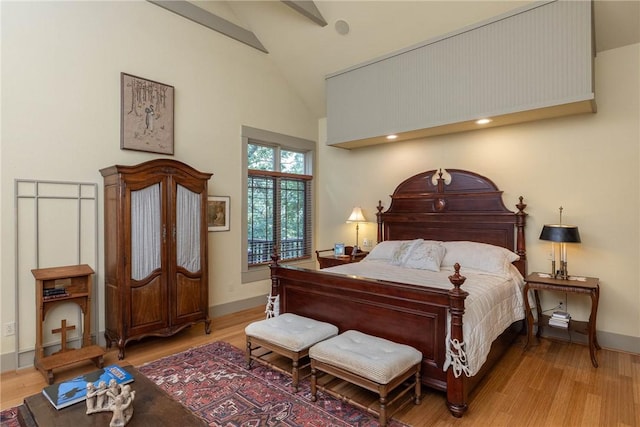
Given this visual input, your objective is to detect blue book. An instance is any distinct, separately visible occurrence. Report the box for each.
[42,364,134,410]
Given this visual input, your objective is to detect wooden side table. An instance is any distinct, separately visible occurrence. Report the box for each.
[523,272,601,367]
[315,248,368,269]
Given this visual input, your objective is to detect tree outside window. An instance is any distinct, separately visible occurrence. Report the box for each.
[247,142,311,266]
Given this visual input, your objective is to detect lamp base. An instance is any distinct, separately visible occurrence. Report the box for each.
[558,261,568,280]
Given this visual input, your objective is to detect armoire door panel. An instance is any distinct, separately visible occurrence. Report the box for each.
[130,183,162,281]
[129,275,167,330]
[175,184,201,274]
[175,274,205,319]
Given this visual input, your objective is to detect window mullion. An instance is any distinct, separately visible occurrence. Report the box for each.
[274,146,281,173]
[274,176,281,258]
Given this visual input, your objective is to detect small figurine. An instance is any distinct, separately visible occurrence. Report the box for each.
[95,381,108,411]
[108,395,126,427]
[106,378,121,407]
[120,384,136,423]
[85,382,97,414]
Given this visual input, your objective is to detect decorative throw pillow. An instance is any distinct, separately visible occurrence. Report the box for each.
[390,239,424,266]
[402,241,446,271]
[441,241,519,276]
[365,240,405,261]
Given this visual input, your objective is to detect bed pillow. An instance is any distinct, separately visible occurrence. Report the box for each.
[401,240,446,272]
[390,239,424,266]
[365,240,406,261]
[441,241,519,276]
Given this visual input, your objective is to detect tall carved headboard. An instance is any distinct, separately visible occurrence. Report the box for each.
[376,169,527,275]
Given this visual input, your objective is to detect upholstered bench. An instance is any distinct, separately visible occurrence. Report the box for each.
[245,313,338,392]
[309,330,422,427]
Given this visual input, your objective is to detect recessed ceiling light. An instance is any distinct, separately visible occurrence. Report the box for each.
[476,118,492,125]
[386,134,398,140]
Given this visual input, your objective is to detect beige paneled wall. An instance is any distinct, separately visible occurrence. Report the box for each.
[317,44,640,345]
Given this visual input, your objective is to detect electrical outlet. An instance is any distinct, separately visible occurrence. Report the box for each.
[547,251,555,261]
[558,301,564,310]
[4,321,16,336]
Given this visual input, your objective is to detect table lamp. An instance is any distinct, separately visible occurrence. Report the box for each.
[346,207,366,253]
[539,207,581,279]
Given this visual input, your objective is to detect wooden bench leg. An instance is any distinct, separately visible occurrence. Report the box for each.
[414,369,422,404]
[245,339,252,370]
[310,366,318,402]
[93,354,104,369]
[379,387,388,427]
[291,358,299,392]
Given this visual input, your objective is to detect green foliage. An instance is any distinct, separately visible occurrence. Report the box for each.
[247,143,309,263]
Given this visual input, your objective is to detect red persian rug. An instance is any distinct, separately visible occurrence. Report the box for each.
[0,407,19,427]
[138,341,409,427]
[0,341,411,427]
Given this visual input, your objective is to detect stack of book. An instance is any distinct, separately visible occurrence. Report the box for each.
[43,287,69,300]
[548,311,570,328]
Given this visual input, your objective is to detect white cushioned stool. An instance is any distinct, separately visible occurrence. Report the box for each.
[245,313,338,392]
[309,330,422,427]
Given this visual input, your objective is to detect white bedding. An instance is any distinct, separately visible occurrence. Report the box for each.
[324,259,526,377]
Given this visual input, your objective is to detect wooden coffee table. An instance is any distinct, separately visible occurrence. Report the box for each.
[17,365,206,427]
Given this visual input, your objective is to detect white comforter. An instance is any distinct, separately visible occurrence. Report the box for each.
[323,260,525,376]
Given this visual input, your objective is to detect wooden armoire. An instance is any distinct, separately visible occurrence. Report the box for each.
[100,159,212,359]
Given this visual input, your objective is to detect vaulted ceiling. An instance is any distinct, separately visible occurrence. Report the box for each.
[153,1,640,119]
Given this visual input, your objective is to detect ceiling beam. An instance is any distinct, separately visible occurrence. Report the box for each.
[147,1,268,53]
[282,1,327,27]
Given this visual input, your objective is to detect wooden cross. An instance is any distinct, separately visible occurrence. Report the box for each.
[51,319,76,353]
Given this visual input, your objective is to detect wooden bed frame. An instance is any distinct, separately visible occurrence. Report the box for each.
[269,169,527,417]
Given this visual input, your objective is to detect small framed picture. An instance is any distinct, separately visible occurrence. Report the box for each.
[334,243,345,256]
[207,196,230,232]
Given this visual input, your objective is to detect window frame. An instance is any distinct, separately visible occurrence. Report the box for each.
[241,126,315,283]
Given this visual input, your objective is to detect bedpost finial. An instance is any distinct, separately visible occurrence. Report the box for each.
[516,196,527,214]
[448,263,467,288]
[270,247,280,265]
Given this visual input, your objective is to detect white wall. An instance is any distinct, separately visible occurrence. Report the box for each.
[317,44,640,346]
[0,1,317,363]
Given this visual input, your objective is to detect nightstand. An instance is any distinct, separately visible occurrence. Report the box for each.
[523,272,601,367]
[315,247,368,269]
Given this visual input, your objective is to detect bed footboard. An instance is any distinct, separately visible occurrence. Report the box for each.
[269,260,469,412]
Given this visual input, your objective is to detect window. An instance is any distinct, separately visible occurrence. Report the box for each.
[242,126,315,282]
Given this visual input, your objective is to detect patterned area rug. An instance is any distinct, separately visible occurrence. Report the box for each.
[138,341,408,426]
[0,407,19,427]
[0,341,410,426]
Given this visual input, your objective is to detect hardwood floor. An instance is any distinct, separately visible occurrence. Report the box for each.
[1,306,638,426]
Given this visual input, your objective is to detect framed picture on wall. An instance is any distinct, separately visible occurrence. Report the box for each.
[121,72,175,155]
[207,196,230,232]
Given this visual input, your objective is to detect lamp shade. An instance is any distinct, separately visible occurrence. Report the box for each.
[539,224,581,243]
[346,207,366,223]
